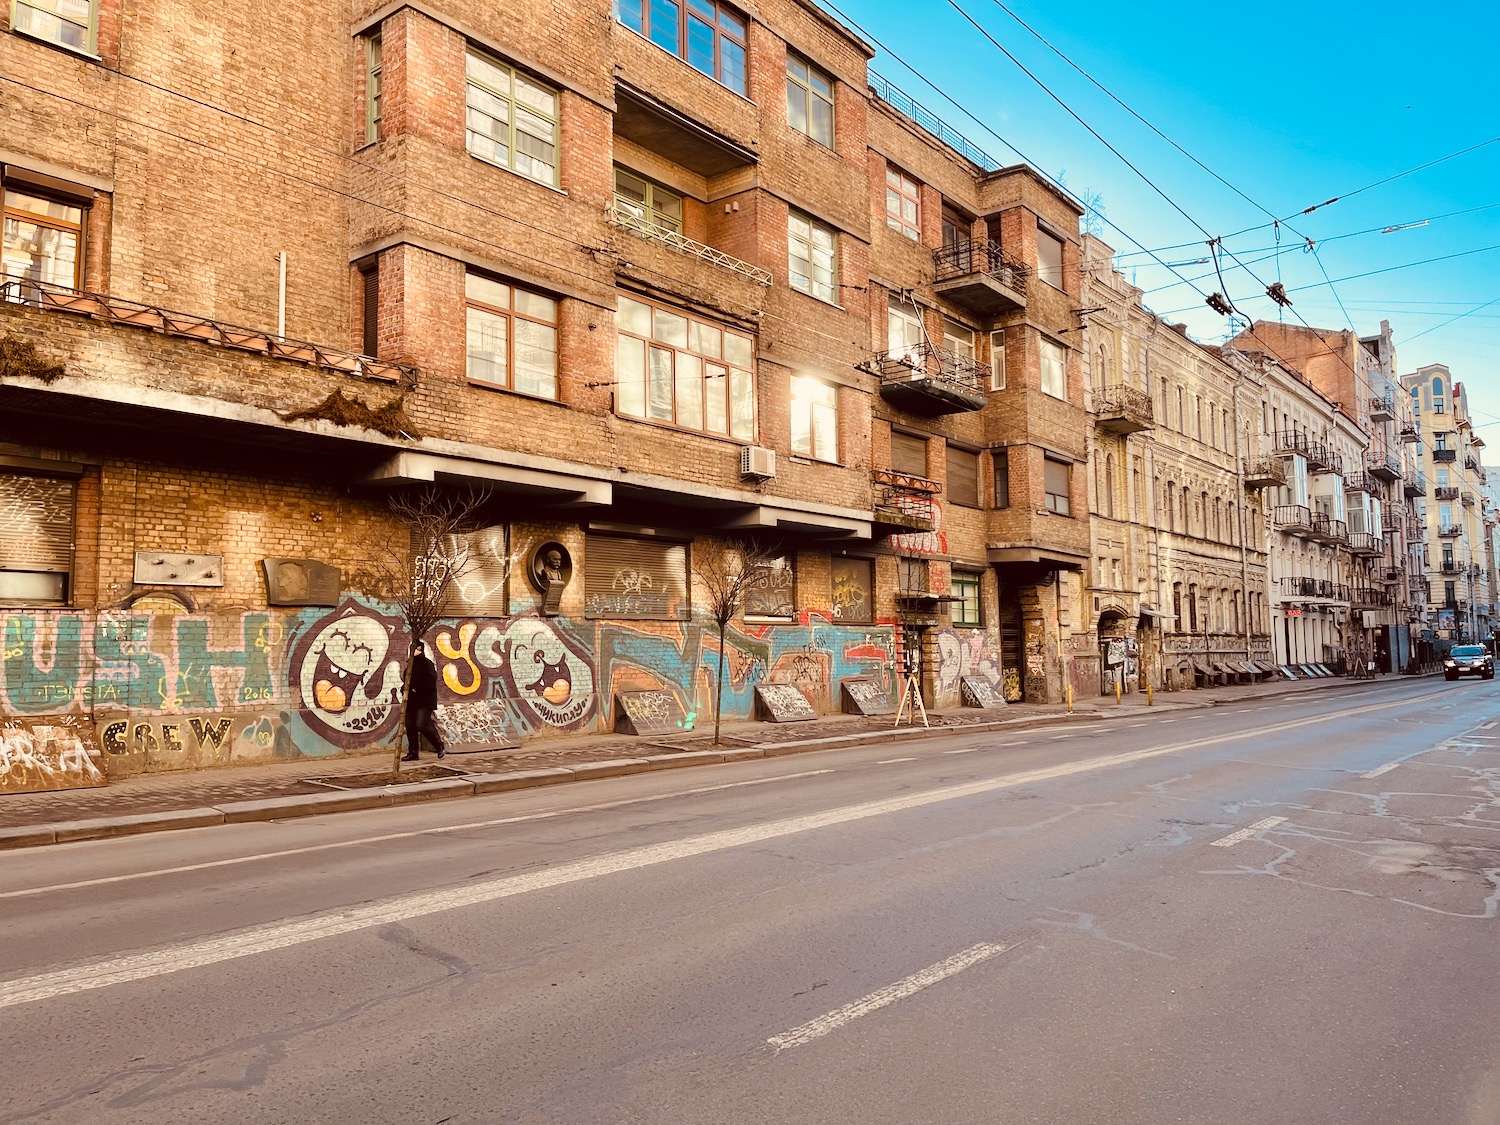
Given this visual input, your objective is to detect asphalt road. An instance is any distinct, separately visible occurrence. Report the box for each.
[3,678,1498,1124]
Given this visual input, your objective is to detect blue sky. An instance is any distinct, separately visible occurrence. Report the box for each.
[826,0,1499,430]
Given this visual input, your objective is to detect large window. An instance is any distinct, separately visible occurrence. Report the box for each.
[989,330,1006,390]
[789,211,837,303]
[0,471,75,605]
[1041,338,1067,399]
[831,557,873,623]
[1044,457,1071,516]
[2,189,83,295]
[943,321,975,364]
[616,295,755,439]
[885,166,920,239]
[1037,228,1064,289]
[465,48,558,187]
[887,300,923,364]
[951,571,981,626]
[365,35,383,145]
[744,552,796,621]
[946,445,980,507]
[992,448,1010,510]
[791,375,838,462]
[616,0,747,94]
[613,168,682,233]
[12,0,95,52]
[786,53,833,147]
[465,273,559,399]
[584,533,688,620]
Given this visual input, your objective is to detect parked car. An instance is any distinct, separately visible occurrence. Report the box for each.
[1444,645,1494,681]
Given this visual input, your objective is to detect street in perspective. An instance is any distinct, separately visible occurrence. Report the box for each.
[3,674,1498,1124]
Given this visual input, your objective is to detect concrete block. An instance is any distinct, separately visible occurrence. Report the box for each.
[0,824,58,850]
[381,777,476,805]
[466,768,575,794]
[643,750,725,769]
[215,790,392,823]
[565,758,653,780]
[51,807,227,843]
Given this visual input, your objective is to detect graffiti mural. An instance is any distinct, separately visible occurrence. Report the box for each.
[934,627,1003,704]
[1,718,105,793]
[289,602,404,748]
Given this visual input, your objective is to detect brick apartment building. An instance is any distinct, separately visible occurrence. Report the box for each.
[0,0,1106,791]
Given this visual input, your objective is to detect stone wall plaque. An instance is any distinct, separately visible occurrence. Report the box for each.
[960,676,1005,709]
[841,677,895,717]
[614,690,688,736]
[134,551,224,587]
[756,682,817,722]
[263,558,342,606]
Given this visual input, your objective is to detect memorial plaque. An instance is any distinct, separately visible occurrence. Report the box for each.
[614,690,688,736]
[841,677,895,717]
[756,682,817,722]
[263,558,342,606]
[960,676,1005,709]
[135,551,224,587]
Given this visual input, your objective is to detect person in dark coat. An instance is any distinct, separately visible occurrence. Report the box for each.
[403,640,446,761]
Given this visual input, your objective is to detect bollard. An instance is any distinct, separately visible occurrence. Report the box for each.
[1115,680,1122,705]
[1147,682,1154,706]
[1066,684,1073,713]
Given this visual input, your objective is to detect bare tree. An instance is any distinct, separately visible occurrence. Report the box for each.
[693,538,783,745]
[362,484,492,773]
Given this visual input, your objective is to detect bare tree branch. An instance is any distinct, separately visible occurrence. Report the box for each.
[692,538,784,745]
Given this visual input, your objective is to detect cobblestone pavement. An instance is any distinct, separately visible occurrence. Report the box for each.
[0,674,1393,832]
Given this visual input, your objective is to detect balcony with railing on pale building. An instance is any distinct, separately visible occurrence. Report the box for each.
[1432,447,1457,463]
[1272,504,1314,535]
[1089,383,1153,435]
[872,342,989,415]
[1434,485,1459,501]
[1243,455,1287,489]
[1404,468,1426,497]
[1439,523,1463,538]
[1368,393,1395,422]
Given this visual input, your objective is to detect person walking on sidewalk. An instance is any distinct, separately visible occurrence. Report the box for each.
[403,640,446,761]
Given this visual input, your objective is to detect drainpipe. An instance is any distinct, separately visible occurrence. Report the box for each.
[276,251,287,340]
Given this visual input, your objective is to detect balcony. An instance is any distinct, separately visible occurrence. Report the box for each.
[1273,430,1311,458]
[1399,421,1420,443]
[1350,587,1392,609]
[1382,510,1403,534]
[1439,524,1463,538]
[1366,448,1401,481]
[871,468,939,533]
[1433,448,1457,463]
[1441,560,1460,575]
[1090,384,1154,435]
[1347,531,1384,557]
[1465,454,1481,471]
[1403,469,1426,497]
[1243,455,1287,489]
[932,239,1028,316]
[1272,504,1313,535]
[1369,394,1395,422]
[606,204,772,285]
[1435,486,1460,501]
[1308,513,1347,544]
[1462,490,1476,507]
[873,343,988,415]
[1383,566,1404,583]
[1344,470,1381,495]
[1306,440,1338,474]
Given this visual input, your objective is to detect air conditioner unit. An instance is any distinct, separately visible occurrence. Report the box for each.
[741,445,776,479]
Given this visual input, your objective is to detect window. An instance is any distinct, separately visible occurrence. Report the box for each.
[613,167,682,233]
[992,448,1010,509]
[584,533,689,620]
[616,0,747,94]
[360,263,379,357]
[1041,338,1066,399]
[1036,228,1064,289]
[12,0,95,52]
[885,166,920,240]
[466,273,559,398]
[951,572,982,627]
[616,294,755,439]
[791,376,838,461]
[831,557,873,623]
[365,35,383,144]
[989,330,1006,390]
[891,431,928,478]
[1044,457,1071,516]
[0,471,75,605]
[941,205,968,249]
[786,53,833,146]
[2,189,83,295]
[887,300,923,365]
[946,445,980,507]
[744,552,796,621]
[789,212,837,302]
[465,48,558,187]
[943,321,974,363]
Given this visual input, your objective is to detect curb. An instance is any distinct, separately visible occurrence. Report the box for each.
[0,675,1393,852]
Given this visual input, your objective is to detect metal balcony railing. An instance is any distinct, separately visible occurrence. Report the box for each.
[1309,513,1347,543]
[1243,455,1288,489]
[869,72,1001,171]
[1435,486,1460,500]
[1089,384,1154,435]
[1369,394,1395,422]
[873,342,988,415]
[1433,448,1457,463]
[933,239,1029,293]
[1347,531,1384,556]
[1462,490,1475,506]
[1439,524,1463,538]
[1399,421,1420,443]
[1404,469,1426,497]
[606,204,773,285]
[1272,504,1313,534]
[1366,448,1401,480]
[1465,454,1481,470]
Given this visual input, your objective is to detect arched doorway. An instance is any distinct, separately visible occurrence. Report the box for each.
[1098,608,1130,695]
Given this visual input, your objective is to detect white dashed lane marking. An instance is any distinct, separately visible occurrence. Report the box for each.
[1208,816,1287,848]
[1361,762,1400,779]
[877,757,918,765]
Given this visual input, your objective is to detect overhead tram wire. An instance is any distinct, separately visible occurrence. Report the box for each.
[1398,296,1500,345]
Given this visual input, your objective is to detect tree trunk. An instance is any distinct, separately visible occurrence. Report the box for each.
[392,657,414,774]
[714,620,728,745]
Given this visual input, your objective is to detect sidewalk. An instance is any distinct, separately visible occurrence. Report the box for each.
[0,671,1407,849]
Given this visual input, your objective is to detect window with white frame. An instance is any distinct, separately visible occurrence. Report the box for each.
[616,294,756,439]
[885,166,920,239]
[1036,228,1064,289]
[615,0,747,93]
[12,0,96,52]
[465,273,559,399]
[943,320,974,363]
[887,300,923,365]
[1040,338,1066,399]
[989,330,1006,390]
[613,167,682,233]
[465,48,558,186]
[1044,457,1071,516]
[786,53,833,147]
[791,375,838,462]
[365,35,383,144]
[788,211,837,302]
[950,571,981,626]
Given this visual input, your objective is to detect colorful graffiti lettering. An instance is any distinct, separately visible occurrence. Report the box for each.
[1,718,105,793]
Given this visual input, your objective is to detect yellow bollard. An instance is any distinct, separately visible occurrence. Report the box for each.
[1115,680,1122,705]
[1147,682,1154,706]
[1066,684,1074,713]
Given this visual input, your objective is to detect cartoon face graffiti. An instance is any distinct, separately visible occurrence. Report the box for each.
[527,653,573,706]
[295,610,404,743]
[506,620,596,730]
